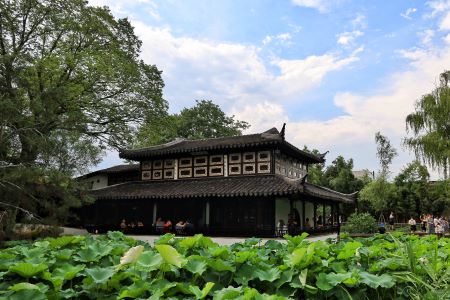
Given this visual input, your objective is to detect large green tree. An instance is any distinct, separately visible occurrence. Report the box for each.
[136,100,249,147]
[405,71,450,179]
[321,156,366,194]
[393,161,430,220]
[0,0,165,231]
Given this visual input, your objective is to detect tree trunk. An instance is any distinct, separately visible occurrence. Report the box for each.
[444,159,448,180]
[3,208,18,238]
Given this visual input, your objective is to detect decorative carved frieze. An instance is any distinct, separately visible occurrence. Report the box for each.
[179,168,192,178]
[243,163,256,174]
[229,153,241,163]
[194,156,207,166]
[209,155,223,165]
[209,165,224,176]
[164,169,174,179]
[142,171,151,180]
[152,169,163,180]
[194,167,208,177]
[141,161,152,170]
[243,152,256,163]
[153,160,163,169]
[229,164,241,175]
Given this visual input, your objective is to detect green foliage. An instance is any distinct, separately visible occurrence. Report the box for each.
[405,71,450,179]
[322,156,366,193]
[0,0,165,230]
[359,161,450,221]
[394,161,430,219]
[359,177,398,215]
[0,0,166,165]
[3,232,450,299]
[341,212,378,234]
[302,147,367,194]
[136,100,250,147]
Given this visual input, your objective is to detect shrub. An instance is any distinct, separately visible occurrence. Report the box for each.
[341,212,378,233]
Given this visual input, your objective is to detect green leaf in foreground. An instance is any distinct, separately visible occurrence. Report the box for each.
[53,264,85,281]
[189,282,214,299]
[337,241,362,260]
[155,244,186,268]
[9,263,48,278]
[9,282,40,291]
[360,271,396,289]
[288,247,306,267]
[185,257,207,275]
[85,266,115,284]
[254,267,281,282]
[214,286,242,300]
[136,251,164,271]
[8,289,47,300]
[118,281,150,299]
[316,273,333,291]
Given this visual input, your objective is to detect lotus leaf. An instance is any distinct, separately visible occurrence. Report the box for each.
[155,244,186,268]
[9,262,48,278]
[185,257,207,275]
[136,251,163,270]
[85,266,115,284]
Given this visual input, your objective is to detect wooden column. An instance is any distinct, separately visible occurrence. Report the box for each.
[223,155,228,177]
[313,202,317,230]
[153,202,157,224]
[331,204,335,225]
[322,203,326,226]
[205,201,210,227]
[174,159,178,180]
[302,199,306,230]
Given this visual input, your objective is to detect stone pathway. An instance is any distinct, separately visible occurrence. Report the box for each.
[62,227,337,246]
[128,233,337,246]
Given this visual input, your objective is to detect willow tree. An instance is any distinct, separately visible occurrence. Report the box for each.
[0,0,166,231]
[405,71,450,179]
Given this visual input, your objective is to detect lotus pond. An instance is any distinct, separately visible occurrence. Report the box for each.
[1,232,450,299]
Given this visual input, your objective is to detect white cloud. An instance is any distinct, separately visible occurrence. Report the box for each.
[88,0,159,20]
[440,11,450,30]
[444,33,450,43]
[400,7,417,20]
[291,0,328,12]
[132,21,360,112]
[336,30,364,46]
[427,0,450,18]
[425,1,450,30]
[419,29,435,44]
[272,52,360,96]
[351,14,367,29]
[262,33,292,45]
[231,102,289,133]
[234,46,450,178]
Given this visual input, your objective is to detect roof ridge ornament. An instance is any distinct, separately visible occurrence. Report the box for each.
[280,123,286,140]
[319,150,329,159]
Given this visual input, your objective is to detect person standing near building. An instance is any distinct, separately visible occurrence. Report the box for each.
[408,217,416,233]
[389,212,395,231]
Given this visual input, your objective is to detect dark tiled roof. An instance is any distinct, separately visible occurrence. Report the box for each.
[119,127,323,163]
[89,175,355,203]
[302,182,357,204]
[79,164,139,179]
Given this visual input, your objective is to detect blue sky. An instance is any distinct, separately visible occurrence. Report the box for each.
[89,0,450,179]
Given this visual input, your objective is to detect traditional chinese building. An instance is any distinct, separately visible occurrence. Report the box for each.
[80,126,356,237]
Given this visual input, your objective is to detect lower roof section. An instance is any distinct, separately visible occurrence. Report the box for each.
[89,175,356,203]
